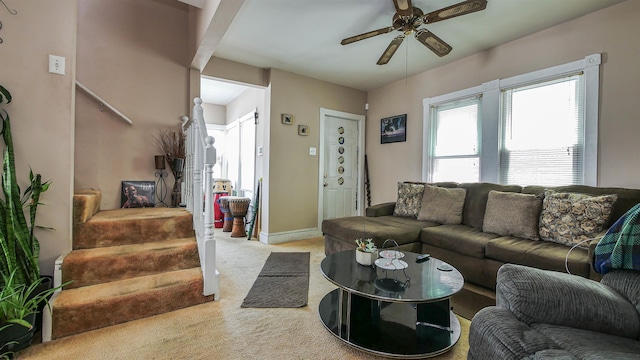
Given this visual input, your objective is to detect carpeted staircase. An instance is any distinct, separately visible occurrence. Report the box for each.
[49,190,214,339]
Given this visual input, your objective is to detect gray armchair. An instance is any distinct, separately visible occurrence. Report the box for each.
[468,263,640,359]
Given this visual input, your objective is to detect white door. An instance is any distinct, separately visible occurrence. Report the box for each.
[320,109,365,223]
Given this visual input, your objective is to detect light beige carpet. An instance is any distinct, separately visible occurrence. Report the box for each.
[18,232,470,360]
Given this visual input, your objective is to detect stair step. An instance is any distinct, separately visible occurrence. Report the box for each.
[51,268,213,339]
[73,207,195,249]
[61,237,200,289]
[73,189,102,226]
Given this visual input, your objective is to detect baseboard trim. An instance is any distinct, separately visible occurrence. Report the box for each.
[259,228,323,245]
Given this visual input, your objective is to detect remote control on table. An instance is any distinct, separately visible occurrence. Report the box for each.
[416,254,430,263]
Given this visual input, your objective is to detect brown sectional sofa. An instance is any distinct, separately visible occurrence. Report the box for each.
[322,182,640,317]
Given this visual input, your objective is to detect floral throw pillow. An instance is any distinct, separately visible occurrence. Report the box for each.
[539,191,618,247]
[393,182,425,218]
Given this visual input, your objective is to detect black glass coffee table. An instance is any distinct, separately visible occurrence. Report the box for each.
[319,250,464,358]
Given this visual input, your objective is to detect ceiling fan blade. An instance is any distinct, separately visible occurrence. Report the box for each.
[377,35,405,65]
[415,29,452,57]
[393,0,413,17]
[341,26,395,45]
[423,0,487,24]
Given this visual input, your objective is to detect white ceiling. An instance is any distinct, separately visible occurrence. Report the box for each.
[201,0,626,105]
[200,77,250,105]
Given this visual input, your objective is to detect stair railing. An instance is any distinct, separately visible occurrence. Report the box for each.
[183,97,219,300]
[75,81,134,125]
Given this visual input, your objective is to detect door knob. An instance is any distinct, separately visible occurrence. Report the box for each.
[324,183,328,187]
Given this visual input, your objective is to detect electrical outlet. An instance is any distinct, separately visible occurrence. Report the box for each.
[309,147,317,156]
[49,55,65,75]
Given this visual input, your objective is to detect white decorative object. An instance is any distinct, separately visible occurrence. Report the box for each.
[356,249,377,266]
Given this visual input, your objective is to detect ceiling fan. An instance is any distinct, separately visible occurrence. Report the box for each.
[341,0,488,65]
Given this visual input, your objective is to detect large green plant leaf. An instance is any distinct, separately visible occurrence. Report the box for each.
[0,86,42,287]
[0,85,11,105]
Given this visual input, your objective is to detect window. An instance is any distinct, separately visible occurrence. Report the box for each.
[429,97,481,183]
[206,124,225,179]
[214,110,256,198]
[423,54,599,186]
[500,75,584,185]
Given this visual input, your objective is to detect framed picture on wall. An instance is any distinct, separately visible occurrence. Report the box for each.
[281,114,294,125]
[121,181,155,208]
[381,114,407,144]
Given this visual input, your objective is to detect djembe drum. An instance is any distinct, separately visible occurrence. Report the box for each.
[217,196,233,232]
[228,197,251,237]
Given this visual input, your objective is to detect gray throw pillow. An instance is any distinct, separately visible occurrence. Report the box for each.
[483,190,543,240]
[393,182,425,217]
[416,185,466,224]
[539,190,618,247]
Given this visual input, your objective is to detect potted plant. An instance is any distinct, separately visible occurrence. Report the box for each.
[0,270,64,358]
[355,238,377,266]
[0,84,55,345]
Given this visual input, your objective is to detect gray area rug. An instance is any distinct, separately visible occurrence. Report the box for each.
[241,252,310,308]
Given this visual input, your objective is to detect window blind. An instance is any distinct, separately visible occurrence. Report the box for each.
[500,74,585,186]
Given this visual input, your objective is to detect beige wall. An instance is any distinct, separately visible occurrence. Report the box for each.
[268,69,366,233]
[366,0,640,205]
[203,57,270,88]
[202,103,226,124]
[75,0,190,209]
[0,0,77,276]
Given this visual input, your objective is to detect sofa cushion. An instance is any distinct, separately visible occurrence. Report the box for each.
[322,215,437,248]
[523,185,640,228]
[416,185,466,224]
[601,270,640,318]
[393,182,424,217]
[539,191,618,248]
[468,307,561,359]
[483,190,543,240]
[496,264,640,338]
[486,236,591,277]
[532,323,640,358]
[459,183,522,229]
[421,224,498,259]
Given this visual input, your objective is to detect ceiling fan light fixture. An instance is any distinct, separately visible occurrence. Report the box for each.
[342,0,487,64]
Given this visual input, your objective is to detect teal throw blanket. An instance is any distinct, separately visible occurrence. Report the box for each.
[593,203,640,274]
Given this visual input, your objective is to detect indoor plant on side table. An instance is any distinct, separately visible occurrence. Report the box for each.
[0,84,64,356]
[355,238,377,266]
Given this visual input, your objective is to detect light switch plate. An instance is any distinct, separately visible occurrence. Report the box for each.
[49,55,65,75]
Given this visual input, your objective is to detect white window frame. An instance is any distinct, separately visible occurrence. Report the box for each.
[206,123,226,179]
[423,54,600,186]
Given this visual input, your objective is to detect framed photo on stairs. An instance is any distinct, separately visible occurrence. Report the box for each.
[121,180,155,208]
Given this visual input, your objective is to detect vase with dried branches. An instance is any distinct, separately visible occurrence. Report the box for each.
[154,126,185,207]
